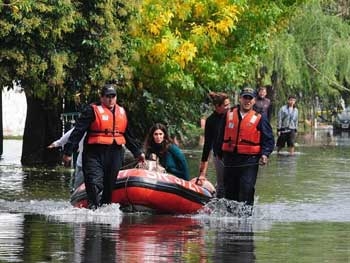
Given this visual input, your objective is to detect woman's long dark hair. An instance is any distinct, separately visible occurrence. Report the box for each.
[144,123,173,156]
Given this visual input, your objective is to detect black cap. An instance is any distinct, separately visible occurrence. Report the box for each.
[240,87,257,98]
[101,84,116,96]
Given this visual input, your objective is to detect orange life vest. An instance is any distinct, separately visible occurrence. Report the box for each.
[222,107,262,154]
[87,104,127,145]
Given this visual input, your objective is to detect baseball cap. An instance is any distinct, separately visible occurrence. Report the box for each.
[240,87,257,98]
[101,84,117,96]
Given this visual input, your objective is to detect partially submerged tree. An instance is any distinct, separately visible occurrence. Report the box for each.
[0,0,78,165]
[0,0,135,165]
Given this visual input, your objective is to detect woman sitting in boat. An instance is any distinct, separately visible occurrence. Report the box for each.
[144,123,190,180]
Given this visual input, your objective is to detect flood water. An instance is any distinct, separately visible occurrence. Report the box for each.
[1,128,350,263]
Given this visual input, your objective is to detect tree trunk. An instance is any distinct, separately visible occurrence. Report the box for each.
[21,95,62,166]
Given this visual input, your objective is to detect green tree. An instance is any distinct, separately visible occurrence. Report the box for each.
[0,0,135,165]
[124,0,307,141]
[260,0,350,124]
[0,0,78,165]
[0,0,307,166]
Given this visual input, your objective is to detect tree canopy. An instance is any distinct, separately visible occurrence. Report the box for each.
[260,0,350,120]
[122,0,306,140]
[0,0,137,165]
[4,0,338,164]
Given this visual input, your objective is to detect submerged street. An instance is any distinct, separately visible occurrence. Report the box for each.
[0,128,350,262]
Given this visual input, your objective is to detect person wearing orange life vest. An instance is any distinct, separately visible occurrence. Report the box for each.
[63,84,145,210]
[216,86,274,210]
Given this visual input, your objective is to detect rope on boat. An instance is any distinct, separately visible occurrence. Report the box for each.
[120,159,139,170]
[123,172,134,211]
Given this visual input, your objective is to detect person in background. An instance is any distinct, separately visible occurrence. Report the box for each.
[144,123,190,180]
[216,86,274,212]
[276,95,298,155]
[63,84,145,210]
[254,85,272,121]
[198,92,230,198]
[48,128,85,192]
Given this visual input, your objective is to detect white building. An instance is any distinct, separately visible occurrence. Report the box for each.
[2,88,27,137]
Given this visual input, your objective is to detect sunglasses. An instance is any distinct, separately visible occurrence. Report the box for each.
[105,94,116,98]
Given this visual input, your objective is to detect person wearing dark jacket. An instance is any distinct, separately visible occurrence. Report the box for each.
[63,84,145,210]
[144,123,190,180]
[254,86,272,121]
[198,92,230,197]
[216,86,274,212]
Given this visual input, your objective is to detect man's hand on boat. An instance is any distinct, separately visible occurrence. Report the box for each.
[138,153,146,163]
[193,175,207,186]
[198,161,208,178]
[190,176,216,195]
[62,154,72,167]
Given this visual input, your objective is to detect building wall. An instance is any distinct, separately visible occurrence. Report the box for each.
[2,89,27,137]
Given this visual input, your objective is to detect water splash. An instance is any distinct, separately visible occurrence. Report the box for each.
[0,199,123,226]
[199,198,253,218]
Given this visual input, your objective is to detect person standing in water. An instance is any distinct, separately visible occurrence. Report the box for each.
[198,92,230,198]
[254,85,272,121]
[63,84,145,210]
[216,86,274,212]
[276,95,298,155]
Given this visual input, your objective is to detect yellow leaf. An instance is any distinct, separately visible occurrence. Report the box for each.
[216,18,233,35]
[193,3,205,18]
[174,41,198,68]
[191,23,207,36]
[148,23,161,35]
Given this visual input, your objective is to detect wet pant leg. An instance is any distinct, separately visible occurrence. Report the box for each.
[101,144,123,205]
[213,155,225,198]
[83,145,105,209]
[239,157,259,206]
[223,168,240,201]
[223,153,259,206]
[223,153,240,201]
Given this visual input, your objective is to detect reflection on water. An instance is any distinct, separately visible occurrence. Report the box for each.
[0,213,23,263]
[0,132,350,262]
[116,216,207,262]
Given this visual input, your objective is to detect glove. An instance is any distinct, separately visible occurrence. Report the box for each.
[138,153,146,163]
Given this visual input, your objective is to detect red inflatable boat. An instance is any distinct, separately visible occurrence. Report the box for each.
[70,167,214,214]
